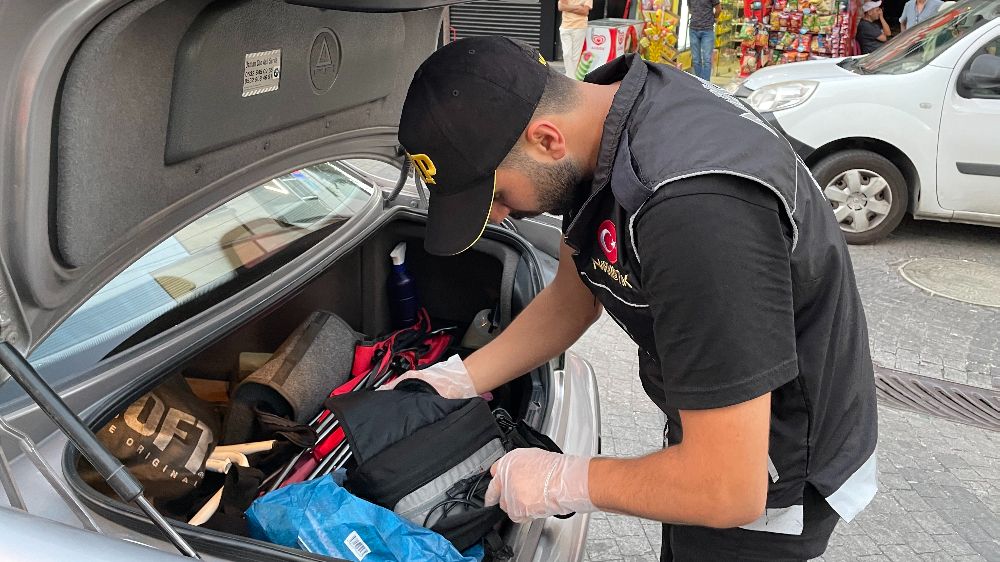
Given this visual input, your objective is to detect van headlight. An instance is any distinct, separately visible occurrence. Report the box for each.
[747,81,818,112]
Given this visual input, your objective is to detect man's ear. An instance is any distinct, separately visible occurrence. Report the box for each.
[523,120,567,161]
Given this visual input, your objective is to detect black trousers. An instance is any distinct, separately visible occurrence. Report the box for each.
[660,485,840,562]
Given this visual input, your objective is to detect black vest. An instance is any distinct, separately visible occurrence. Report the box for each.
[563,56,878,534]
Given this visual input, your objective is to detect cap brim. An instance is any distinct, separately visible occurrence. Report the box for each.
[423,173,495,256]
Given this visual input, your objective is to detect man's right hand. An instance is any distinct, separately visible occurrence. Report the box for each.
[381,354,480,399]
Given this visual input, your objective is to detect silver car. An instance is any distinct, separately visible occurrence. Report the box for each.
[0,1,600,560]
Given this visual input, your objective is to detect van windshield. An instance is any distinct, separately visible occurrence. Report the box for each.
[858,0,1000,74]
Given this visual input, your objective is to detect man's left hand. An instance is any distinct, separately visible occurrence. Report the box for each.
[484,449,595,523]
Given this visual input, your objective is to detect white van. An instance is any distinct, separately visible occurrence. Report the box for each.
[735,0,1000,243]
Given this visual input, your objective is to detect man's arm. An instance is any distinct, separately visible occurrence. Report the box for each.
[714,1,722,19]
[590,394,770,527]
[878,11,891,41]
[463,240,602,393]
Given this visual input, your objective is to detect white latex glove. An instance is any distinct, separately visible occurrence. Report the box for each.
[484,448,595,523]
[380,354,479,399]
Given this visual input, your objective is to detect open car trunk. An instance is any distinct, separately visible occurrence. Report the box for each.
[63,212,551,561]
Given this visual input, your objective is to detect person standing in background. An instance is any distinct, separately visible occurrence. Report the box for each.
[688,0,722,81]
[559,0,593,79]
[899,0,943,31]
[857,0,891,53]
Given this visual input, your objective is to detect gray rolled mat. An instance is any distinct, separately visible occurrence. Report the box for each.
[232,311,360,426]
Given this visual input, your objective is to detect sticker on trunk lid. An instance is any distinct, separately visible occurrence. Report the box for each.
[243,49,281,97]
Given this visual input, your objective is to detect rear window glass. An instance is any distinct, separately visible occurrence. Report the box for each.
[24,160,378,378]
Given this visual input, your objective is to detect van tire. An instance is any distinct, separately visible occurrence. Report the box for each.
[812,150,908,245]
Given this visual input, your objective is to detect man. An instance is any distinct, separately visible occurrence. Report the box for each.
[900,0,943,31]
[857,1,892,54]
[688,0,721,81]
[394,37,878,561]
[559,0,593,79]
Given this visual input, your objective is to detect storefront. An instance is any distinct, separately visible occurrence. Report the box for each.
[713,0,862,80]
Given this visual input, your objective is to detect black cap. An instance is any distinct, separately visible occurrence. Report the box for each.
[399,37,549,256]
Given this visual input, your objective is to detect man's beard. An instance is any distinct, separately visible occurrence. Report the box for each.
[507,156,587,220]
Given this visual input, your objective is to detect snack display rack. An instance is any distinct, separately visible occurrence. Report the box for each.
[719,0,857,78]
[637,0,685,67]
[713,0,744,78]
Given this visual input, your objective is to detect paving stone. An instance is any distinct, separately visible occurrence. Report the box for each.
[906,534,946,554]
[918,552,955,562]
[879,544,922,562]
[616,534,654,557]
[588,516,614,540]
[835,534,883,557]
[622,555,659,562]
[913,511,959,536]
[607,515,646,537]
[968,540,1000,561]
[587,538,623,562]
[934,534,979,556]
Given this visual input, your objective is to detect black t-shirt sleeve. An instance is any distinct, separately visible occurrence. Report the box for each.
[635,175,798,410]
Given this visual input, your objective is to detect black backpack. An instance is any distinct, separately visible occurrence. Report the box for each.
[324,379,567,557]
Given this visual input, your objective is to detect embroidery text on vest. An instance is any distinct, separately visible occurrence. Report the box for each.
[592,257,633,289]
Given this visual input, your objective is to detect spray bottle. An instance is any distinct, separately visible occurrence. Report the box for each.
[388,242,420,328]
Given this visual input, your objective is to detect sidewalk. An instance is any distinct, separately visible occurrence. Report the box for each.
[573,219,1000,561]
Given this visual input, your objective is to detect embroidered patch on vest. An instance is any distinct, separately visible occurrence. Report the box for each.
[598,219,619,264]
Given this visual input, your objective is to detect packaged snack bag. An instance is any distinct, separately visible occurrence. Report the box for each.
[790,12,803,30]
[756,30,770,48]
[780,31,796,48]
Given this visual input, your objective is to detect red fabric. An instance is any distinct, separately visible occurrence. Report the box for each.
[276,307,456,487]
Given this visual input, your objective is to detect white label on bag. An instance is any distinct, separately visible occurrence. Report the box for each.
[344,531,371,561]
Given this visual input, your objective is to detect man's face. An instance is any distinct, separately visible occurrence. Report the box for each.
[491,152,586,222]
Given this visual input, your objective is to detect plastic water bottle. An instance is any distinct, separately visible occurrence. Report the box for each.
[388,242,420,328]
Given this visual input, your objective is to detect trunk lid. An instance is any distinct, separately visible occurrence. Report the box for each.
[0,0,454,355]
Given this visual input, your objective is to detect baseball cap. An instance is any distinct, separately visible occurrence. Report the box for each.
[862,0,881,10]
[399,37,549,256]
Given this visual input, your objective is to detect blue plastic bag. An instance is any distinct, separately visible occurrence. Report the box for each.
[247,475,478,562]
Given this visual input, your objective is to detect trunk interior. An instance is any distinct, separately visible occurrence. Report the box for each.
[65,213,547,561]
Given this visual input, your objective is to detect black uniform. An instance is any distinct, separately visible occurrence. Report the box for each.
[564,55,879,560]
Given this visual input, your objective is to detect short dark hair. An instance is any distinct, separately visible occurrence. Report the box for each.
[534,66,580,116]
[501,67,579,168]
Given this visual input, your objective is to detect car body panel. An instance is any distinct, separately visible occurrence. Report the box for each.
[936,24,1000,214]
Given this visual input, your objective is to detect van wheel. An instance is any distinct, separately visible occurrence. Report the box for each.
[812,150,908,244]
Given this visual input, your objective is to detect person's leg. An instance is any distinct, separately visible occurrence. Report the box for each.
[570,28,587,78]
[689,29,705,79]
[702,30,716,80]
[560,29,582,79]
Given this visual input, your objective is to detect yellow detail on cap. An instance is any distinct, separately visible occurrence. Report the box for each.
[454,172,497,256]
[408,153,437,185]
[538,53,547,65]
